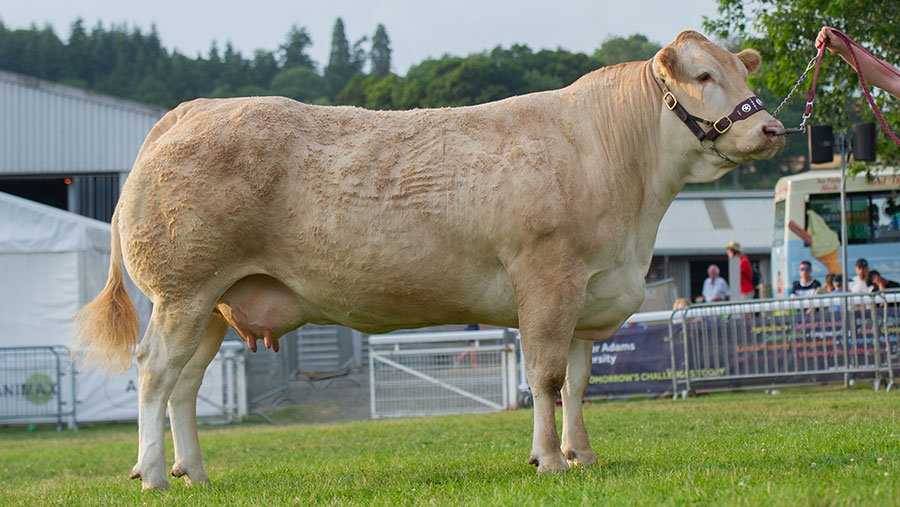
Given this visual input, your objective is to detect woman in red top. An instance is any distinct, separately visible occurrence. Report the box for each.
[726,241,754,300]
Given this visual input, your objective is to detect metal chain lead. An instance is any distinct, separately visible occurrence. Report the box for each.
[772,54,819,117]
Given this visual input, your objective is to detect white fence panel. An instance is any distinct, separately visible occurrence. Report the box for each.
[369,329,518,419]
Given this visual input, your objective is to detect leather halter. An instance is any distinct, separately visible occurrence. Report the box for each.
[653,74,768,164]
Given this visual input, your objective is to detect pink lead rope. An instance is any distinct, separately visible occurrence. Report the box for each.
[826,28,900,147]
[803,44,827,127]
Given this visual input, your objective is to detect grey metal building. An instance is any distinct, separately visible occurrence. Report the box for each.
[0,69,166,222]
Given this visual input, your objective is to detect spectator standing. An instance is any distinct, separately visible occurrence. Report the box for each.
[828,274,845,313]
[849,258,873,293]
[831,274,844,293]
[791,260,821,297]
[701,265,729,302]
[815,273,835,295]
[726,241,754,300]
[868,270,900,291]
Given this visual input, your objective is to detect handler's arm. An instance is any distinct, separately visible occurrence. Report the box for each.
[817,26,900,99]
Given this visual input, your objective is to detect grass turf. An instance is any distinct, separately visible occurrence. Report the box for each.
[1,385,898,505]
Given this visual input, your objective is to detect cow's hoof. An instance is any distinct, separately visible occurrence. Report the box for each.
[563,446,599,467]
[131,463,170,490]
[142,478,171,491]
[529,452,569,474]
[172,463,210,486]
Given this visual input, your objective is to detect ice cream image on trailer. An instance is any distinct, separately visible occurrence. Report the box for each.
[788,210,842,274]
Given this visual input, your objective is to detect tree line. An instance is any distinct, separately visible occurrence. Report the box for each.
[0,17,662,110]
[0,16,808,188]
[0,17,387,108]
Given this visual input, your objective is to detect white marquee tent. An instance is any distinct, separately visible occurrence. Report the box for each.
[0,192,239,426]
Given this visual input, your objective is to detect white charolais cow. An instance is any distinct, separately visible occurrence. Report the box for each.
[74,31,783,489]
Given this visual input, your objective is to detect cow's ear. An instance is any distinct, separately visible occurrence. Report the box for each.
[736,49,761,74]
[654,46,678,82]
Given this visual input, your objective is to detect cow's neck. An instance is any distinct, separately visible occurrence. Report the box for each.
[575,60,698,257]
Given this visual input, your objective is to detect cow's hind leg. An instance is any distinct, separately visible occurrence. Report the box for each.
[130,301,210,490]
[561,337,598,467]
[169,312,228,485]
[513,256,587,474]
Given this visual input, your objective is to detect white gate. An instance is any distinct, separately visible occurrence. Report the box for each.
[369,329,519,419]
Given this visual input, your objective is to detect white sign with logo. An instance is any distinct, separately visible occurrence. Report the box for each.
[76,357,227,422]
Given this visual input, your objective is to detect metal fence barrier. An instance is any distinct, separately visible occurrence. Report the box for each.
[0,346,76,429]
[369,329,519,419]
[670,290,900,396]
[197,340,248,424]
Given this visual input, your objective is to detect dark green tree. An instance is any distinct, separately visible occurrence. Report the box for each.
[134,74,176,106]
[531,48,601,87]
[370,24,391,76]
[95,24,143,98]
[201,40,224,93]
[65,18,91,86]
[324,18,364,99]
[395,56,465,108]
[250,49,279,88]
[594,34,661,66]
[280,24,315,69]
[3,22,69,80]
[165,51,204,106]
[220,42,250,90]
[271,66,328,104]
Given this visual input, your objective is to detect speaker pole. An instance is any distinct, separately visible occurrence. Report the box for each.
[839,131,849,282]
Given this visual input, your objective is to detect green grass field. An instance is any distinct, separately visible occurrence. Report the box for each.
[1,385,898,505]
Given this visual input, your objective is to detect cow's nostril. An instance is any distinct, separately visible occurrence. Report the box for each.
[762,124,783,137]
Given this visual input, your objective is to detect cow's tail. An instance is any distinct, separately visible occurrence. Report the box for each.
[72,210,140,374]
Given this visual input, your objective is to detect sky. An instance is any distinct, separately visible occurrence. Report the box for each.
[1,0,720,74]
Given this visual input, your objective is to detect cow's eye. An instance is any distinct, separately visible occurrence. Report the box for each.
[697,72,712,83]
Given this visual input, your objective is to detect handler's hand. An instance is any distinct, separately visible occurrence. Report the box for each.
[816,26,850,58]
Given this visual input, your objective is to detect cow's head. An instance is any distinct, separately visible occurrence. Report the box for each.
[653,31,784,182]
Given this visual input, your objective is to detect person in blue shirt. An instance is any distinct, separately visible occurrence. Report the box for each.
[831,274,843,293]
[828,274,844,313]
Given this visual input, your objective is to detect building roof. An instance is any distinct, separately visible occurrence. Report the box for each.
[0,69,167,175]
[654,191,774,255]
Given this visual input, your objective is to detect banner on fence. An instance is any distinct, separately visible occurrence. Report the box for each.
[586,323,674,396]
[677,304,900,388]
[0,354,64,417]
[0,348,76,426]
[584,304,900,396]
[75,357,227,422]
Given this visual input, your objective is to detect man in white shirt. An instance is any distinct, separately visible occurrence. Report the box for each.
[701,264,729,302]
[791,260,821,297]
[849,258,873,293]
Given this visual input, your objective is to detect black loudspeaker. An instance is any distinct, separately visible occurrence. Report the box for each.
[808,125,834,163]
[852,122,877,161]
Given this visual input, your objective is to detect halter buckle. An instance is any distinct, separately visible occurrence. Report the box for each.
[714,116,733,134]
[663,92,678,110]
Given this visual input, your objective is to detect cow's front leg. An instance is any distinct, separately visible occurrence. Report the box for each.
[512,255,587,474]
[561,337,598,467]
[169,313,228,486]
